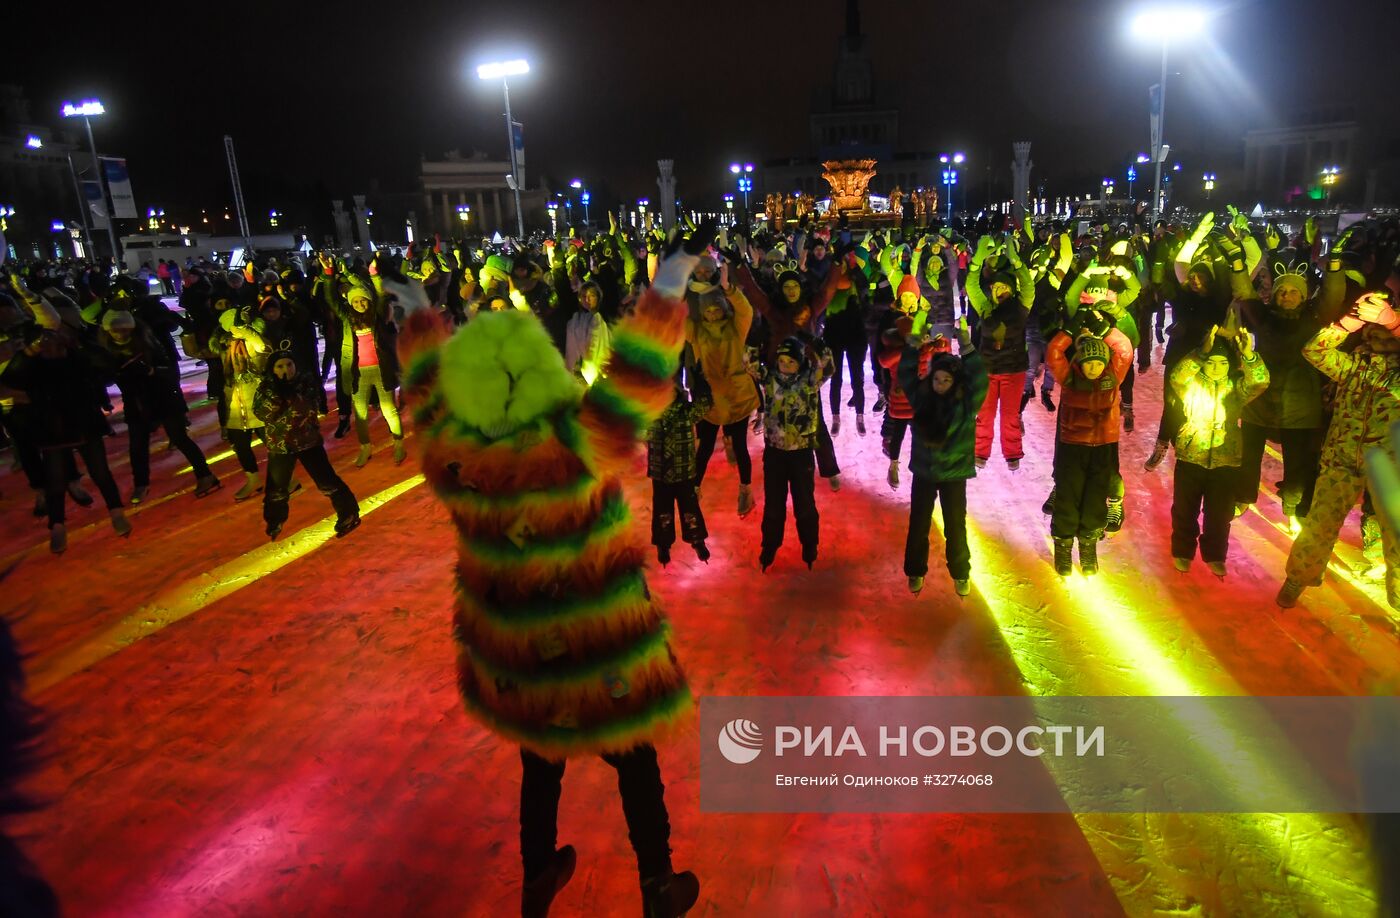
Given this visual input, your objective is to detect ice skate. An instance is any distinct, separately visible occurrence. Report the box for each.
[1122,405,1135,432]
[393,437,407,464]
[831,414,841,436]
[67,480,93,507]
[887,460,900,490]
[1041,390,1055,412]
[110,508,132,538]
[1207,561,1227,578]
[1053,537,1074,577]
[953,578,971,597]
[1078,536,1099,576]
[1104,498,1124,535]
[1041,488,1056,515]
[1276,578,1304,608]
[907,575,924,594]
[737,484,756,517]
[1143,441,1168,471]
[234,472,263,502]
[49,524,67,555]
[855,413,866,436]
[522,844,576,918]
[641,869,699,918]
[656,545,671,567]
[130,485,149,505]
[1173,557,1192,572]
[354,444,373,468]
[828,474,841,492]
[194,474,222,498]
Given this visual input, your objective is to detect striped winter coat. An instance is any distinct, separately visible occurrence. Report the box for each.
[397,288,692,761]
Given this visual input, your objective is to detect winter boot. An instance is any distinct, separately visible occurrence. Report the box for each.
[873,394,887,413]
[522,845,577,918]
[1053,537,1074,577]
[887,460,900,490]
[1020,390,1033,413]
[828,474,842,492]
[1007,458,1021,471]
[1122,405,1135,432]
[1207,561,1227,578]
[393,436,407,465]
[737,484,756,518]
[266,522,283,541]
[49,524,67,555]
[130,485,149,505]
[1041,389,1056,412]
[907,575,924,594]
[1041,487,1056,516]
[750,412,764,435]
[234,472,263,502]
[954,578,971,597]
[1104,498,1124,535]
[855,412,866,436]
[656,545,671,567]
[831,414,841,436]
[693,540,710,563]
[641,869,700,918]
[334,513,361,538]
[354,444,373,468]
[1276,578,1304,608]
[334,415,351,439]
[1143,440,1169,471]
[194,474,222,498]
[110,508,132,538]
[1078,536,1099,576]
[67,480,93,507]
[1173,557,1192,572]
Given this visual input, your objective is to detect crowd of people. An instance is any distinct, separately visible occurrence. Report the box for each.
[4,203,1400,916]
[4,205,1398,601]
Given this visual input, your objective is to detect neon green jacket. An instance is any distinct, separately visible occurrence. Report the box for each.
[1169,350,1269,468]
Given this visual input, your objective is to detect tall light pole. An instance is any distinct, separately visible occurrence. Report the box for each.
[62,99,120,265]
[1132,7,1205,226]
[1320,165,1340,205]
[569,179,584,230]
[30,133,94,262]
[1202,172,1216,201]
[477,59,529,239]
[730,162,754,216]
[939,152,964,222]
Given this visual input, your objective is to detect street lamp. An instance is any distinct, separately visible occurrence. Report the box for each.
[0,206,13,233]
[939,152,964,221]
[1202,172,1216,200]
[546,200,558,235]
[269,208,282,228]
[723,194,734,225]
[581,189,591,227]
[456,203,472,228]
[146,207,165,231]
[62,98,120,264]
[476,58,529,239]
[730,162,754,213]
[1131,7,1206,225]
[25,135,42,149]
[1321,165,1340,204]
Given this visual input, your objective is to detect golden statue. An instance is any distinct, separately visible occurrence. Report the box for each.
[911,190,926,219]
[888,185,904,217]
[821,158,878,213]
[795,191,815,219]
[923,188,940,219]
[764,192,785,226]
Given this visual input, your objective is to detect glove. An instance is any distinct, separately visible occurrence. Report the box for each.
[1189,212,1216,244]
[653,219,718,299]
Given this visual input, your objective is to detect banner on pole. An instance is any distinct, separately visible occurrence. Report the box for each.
[1148,83,1162,159]
[100,157,138,219]
[83,180,110,228]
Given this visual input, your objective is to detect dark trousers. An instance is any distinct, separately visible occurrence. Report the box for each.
[651,478,706,548]
[827,335,868,414]
[761,446,818,557]
[263,445,358,527]
[1121,364,1136,409]
[519,745,673,883]
[814,411,840,479]
[44,440,122,527]
[206,362,228,427]
[1236,422,1321,517]
[1051,441,1118,539]
[882,415,911,463]
[227,428,261,474]
[868,331,889,398]
[695,419,752,486]
[128,411,210,487]
[904,476,970,579]
[1171,459,1235,562]
[2,405,50,490]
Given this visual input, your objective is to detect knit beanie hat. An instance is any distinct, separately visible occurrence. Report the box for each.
[261,269,281,286]
[1074,335,1110,366]
[990,270,1016,293]
[1081,276,1119,305]
[697,287,730,317]
[344,276,376,306]
[101,309,135,333]
[929,352,961,379]
[897,274,920,300]
[777,268,802,289]
[776,336,807,367]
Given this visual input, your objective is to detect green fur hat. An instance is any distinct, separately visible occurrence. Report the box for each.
[438,310,581,438]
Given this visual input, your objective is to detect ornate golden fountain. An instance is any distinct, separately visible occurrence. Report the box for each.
[821,158,879,214]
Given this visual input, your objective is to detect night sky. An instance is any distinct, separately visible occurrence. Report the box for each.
[8,0,1399,222]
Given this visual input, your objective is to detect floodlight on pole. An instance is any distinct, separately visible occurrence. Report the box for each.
[62,97,120,264]
[26,135,42,149]
[1131,6,1206,224]
[477,58,530,238]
